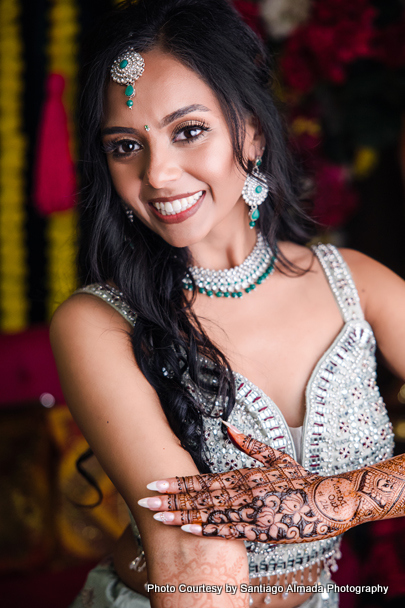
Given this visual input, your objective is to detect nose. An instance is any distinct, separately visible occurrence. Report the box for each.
[142,145,182,189]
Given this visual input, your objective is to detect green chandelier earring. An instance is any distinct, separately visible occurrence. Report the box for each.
[242,156,269,228]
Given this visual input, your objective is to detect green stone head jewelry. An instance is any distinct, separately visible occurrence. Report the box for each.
[110,47,145,109]
[242,156,269,229]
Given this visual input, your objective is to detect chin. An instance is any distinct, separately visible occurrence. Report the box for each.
[157,230,208,250]
[150,219,213,250]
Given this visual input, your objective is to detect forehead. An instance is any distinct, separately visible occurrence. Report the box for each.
[103,47,223,127]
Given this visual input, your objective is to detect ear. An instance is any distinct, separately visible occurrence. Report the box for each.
[245,115,265,163]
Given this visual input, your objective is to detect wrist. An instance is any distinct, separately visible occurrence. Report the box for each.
[307,475,358,535]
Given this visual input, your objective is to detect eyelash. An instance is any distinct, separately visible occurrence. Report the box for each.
[173,120,210,143]
[102,120,211,158]
[102,139,140,158]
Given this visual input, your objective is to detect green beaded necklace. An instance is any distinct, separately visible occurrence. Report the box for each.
[182,233,277,298]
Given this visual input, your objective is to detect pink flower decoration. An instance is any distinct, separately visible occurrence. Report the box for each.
[281,0,376,91]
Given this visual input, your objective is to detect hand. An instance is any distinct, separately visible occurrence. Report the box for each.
[138,423,360,543]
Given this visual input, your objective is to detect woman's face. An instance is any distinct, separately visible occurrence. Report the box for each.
[102,48,260,249]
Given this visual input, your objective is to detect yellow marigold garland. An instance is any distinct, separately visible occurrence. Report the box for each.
[46,0,79,318]
[0,0,28,332]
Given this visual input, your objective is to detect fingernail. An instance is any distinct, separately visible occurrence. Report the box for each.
[146,480,170,492]
[222,420,242,434]
[153,512,175,522]
[181,524,202,534]
[138,497,162,509]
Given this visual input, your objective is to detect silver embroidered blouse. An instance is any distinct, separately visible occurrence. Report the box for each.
[76,244,395,582]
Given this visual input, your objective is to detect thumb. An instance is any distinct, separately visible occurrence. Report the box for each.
[222,421,310,475]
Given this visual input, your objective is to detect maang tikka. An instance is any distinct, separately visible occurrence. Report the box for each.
[242,156,269,229]
[110,47,145,108]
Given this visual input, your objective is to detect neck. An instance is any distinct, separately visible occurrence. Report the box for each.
[188,198,257,270]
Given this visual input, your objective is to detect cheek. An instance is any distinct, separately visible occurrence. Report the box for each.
[191,143,245,200]
[107,161,142,207]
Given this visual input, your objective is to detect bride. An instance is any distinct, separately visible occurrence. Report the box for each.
[51,1,405,606]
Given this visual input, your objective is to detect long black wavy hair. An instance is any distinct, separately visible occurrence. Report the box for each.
[78,0,315,478]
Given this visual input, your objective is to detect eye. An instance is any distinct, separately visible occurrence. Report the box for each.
[172,121,210,143]
[117,140,140,154]
[102,138,141,158]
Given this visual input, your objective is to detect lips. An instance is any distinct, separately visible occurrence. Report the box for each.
[149,190,205,224]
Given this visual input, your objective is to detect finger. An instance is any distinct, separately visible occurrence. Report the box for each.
[147,468,255,495]
[146,477,187,493]
[153,509,206,526]
[181,524,203,536]
[175,468,259,492]
[223,422,310,476]
[139,478,296,514]
[153,503,267,527]
[139,487,256,511]
[179,522,263,539]
[223,421,286,465]
[179,522,261,539]
[182,521,295,541]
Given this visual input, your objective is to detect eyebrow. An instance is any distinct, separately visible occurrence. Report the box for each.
[160,104,210,127]
[101,126,138,136]
[100,104,210,137]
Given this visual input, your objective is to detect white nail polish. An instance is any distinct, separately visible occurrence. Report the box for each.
[221,420,241,433]
[181,524,202,534]
[137,497,162,509]
[146,480,170,491]
[153,512,174,522]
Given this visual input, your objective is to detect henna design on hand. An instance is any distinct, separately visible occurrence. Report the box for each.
[142,427,405,543]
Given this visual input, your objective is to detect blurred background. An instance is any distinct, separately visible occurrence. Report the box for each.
[1,0,405,606]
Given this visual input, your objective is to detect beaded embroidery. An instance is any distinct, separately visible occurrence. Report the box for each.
[75,244,394,587]
[76,283,137,326]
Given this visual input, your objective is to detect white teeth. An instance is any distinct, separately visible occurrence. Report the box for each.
[152,191,203,215]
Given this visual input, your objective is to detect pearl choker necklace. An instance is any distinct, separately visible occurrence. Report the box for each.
[182,233,277,298]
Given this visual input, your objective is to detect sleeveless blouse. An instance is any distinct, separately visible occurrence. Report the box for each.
[77,244,395,583]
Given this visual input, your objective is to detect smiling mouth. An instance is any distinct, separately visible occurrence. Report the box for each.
[150,191,204,216]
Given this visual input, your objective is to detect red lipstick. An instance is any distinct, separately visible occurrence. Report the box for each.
[149,192,205,225]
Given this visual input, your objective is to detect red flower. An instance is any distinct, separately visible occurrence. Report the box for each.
[281,0,376,92]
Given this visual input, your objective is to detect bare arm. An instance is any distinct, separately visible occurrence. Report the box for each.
[50,293,249,607]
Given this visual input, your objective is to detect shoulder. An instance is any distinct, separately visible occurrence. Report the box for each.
[50,288,132,347]
[336,247,381,304]
[278,242,405,320]
[337,248,405,320]
[50,290,144,422]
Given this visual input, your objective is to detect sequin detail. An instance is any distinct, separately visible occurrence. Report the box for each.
[75,284,137,326]
[75,244,394,584]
